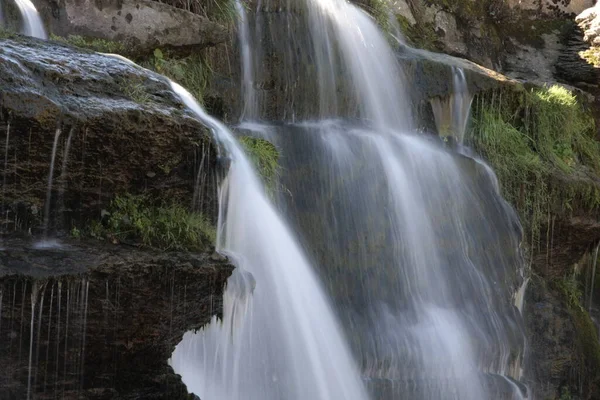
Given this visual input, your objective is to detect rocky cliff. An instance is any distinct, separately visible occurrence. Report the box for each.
[0,29,231,399]
[0,238,233,399]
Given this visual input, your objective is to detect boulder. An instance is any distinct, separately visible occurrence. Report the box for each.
[30,0,229,55]
[577,3,600,46]
[0,34,219,235]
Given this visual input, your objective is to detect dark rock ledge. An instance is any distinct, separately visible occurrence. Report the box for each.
[0,238,234,399]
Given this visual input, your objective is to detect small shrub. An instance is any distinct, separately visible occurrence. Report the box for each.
[91,194,215,251]
[70,227,81,239]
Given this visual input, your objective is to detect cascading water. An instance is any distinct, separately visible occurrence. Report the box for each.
[14,0,47,39]
[430,66,474,144]
[169,82,370,400]
[178,0,528,399]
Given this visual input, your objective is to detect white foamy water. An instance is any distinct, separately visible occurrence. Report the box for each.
[169,81,370,400]
[14,0,47,39]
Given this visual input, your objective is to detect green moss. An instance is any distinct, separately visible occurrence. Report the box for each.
[238,136,280,191]
[554,278,600,384]
[0,28,17,40]
[396,15,439,51]
[86,194,215,251]
[468,85,600,244]
[50,34,127,54]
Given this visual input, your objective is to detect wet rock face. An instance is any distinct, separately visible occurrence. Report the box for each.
[31,0,229,56]
[0,35,219,234]
[0,238,234,400]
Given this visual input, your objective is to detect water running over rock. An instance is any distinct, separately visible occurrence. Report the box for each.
[430,66,474,144]
[169,82,370,400]
[224,0,527,398]
[14,0,46,39]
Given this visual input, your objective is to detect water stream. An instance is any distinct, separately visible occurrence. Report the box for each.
[9,0,529,398]
[169,82,370,400]
[14,0,47,39]
[170,0,527,398]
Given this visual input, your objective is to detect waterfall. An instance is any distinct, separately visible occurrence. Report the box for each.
[14,0,47,39]
[235,0,257,121]
[223,0,527,399]
[430,66,474,144]
[169,82,370,400]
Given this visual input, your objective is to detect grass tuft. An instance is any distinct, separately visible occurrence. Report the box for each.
[51,34,127,54]
[238,136,280,191]
[88,194,215,251]
[468,85,600,246]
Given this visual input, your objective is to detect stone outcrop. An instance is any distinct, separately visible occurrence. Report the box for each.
[0,238,234,399]
[379,0,600,93]
[578,3,600,45]
[0,35,219,235]
[30,0,228,55]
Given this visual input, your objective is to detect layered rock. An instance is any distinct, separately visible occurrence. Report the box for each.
[30,0,228,56]
[0,35,219,235]
[0,238,234,399]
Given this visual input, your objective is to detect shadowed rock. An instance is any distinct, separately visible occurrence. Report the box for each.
[0,238,234,399]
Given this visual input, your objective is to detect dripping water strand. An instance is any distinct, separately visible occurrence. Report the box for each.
[42,129,61,240]
[2,122,9,237]
[27,281,39,400]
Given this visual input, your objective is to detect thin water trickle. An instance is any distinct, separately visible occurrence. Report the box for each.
[41,128,61,243]
[43,282,54,392]
[2,121,10,238]
[79,279,89,391]
[14,0,47,39]
[430,66,474,144]
[33,283,47,392]
[27,281,39,400]
[236,0,257,121]
[169,81,370,400]
[57,128,75,221]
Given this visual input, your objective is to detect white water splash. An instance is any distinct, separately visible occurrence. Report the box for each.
[169,81,370,400]
[14,0,47,39]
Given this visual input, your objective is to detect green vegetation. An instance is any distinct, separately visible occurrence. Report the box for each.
[87,194,215,251]
[157,0,237,23]
[50,34,213,104]
[0,27,17,40]
[142,49,211,104]
[395,15,438,50]
[468,85,600,245]
[70,227,81,239]
[239,136,280,190]
[580,47,600,68]
[123,78,152,104]
[554,277,600,385]
[51,34,126,54]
